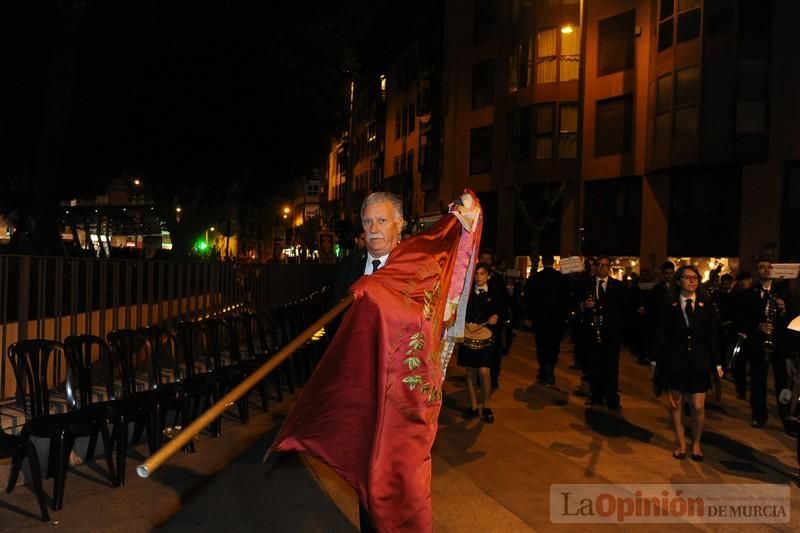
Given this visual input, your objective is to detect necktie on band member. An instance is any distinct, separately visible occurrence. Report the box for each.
[372,259,382,273]
[685,298,694,326]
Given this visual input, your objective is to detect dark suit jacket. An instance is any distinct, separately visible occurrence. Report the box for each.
[582,276,629,343]
[523,267,567,326]
[330,249,368,308]
[653,295,721,377]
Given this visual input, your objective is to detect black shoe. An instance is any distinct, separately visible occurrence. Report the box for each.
[607,404,623,413]
[690,453,704,463]
[751,419,766,428]
[783,423,799,437]
[585,399,603,407]
[481,407,494,423]
[462,408,480,419]
[546,373,556,386]
[672,450,686,460]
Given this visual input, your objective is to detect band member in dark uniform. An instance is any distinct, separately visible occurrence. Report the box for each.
[458,263,506,423]
[479,248,511,389]
[581,255,629,410]
[652,265,723,462]
[524,254,567,385]
[732,258,791,430]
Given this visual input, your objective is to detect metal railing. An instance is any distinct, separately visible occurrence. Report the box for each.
[0,255,335,400]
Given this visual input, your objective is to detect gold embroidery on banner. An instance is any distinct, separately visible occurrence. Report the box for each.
[400,273,444,405]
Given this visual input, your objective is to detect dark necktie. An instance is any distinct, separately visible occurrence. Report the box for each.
[685,298,694,325]
[372,259,381,273]
[597,279,606,301]
[477,288,485,295]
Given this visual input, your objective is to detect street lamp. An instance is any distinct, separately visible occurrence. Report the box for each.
[560,24,574,34]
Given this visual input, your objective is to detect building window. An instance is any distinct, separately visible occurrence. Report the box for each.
[674,106,698,136]
[507,106,532,163]
[471,60,495,110]
[669,170,740,256]
[736,101,766,133]
[469,126,493,175]
[659,0,702,50]
[508,40,530,92]
[560,26,580,81]
[534,103,555,159]
[782,163,800,260]
[658,0,674,52]
[558,103,578,159]
[395,110,402,140]
[393,155,402,176]
[598,10,635,76]
[583,177,642,255]
[655,111,672,141]
[675,65,700,106]
[676,0,702,43]
[536,28,557,84]
[408,102,415,133]
[595,95,633,156]
[474,0,496,44]
[656,74,672,112]
[406,150,415,175]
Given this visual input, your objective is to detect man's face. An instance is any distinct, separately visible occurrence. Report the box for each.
[362,201,402,257]
[479,253,493,266]
[756,261,772,281]
[588,260,597,276]
[662,268,675,284]
[740,277,753,290]
[721,278,733,292]
[596,258,611,278]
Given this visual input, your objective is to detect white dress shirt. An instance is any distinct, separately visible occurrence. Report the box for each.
[364,253,389,275]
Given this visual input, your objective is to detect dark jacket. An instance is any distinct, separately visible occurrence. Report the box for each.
[653,294,722,376]
[582,276,629,343]
[466,285,507,337]
[330,249,368,308]
[523,266,567,325]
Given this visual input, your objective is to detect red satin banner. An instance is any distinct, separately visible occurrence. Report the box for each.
[271,194,481,532]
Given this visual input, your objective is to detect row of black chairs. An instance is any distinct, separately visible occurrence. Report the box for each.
[1,288,331,522]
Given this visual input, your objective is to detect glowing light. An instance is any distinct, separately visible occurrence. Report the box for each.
[133,179,141,186]
[175,207,182,213]
[283,207,290,214]
[561,25,574,34]
[209,226,215,232]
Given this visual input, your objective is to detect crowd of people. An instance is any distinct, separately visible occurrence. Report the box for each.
[455,250,800,468]
[330,191,799,530]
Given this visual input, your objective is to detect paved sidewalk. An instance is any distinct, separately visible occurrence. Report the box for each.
[1,329,798,531]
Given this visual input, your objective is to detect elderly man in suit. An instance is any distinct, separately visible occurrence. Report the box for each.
[330,192,405,307]
[327,191,404,533]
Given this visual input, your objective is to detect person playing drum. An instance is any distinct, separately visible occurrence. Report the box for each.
[458,262,506,423]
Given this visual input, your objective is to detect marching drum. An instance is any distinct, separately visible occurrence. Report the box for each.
[463,322,494,350]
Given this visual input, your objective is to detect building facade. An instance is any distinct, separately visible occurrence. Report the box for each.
[325,0,799,273]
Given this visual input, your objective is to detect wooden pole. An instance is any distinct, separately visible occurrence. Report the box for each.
[136,293,354,479]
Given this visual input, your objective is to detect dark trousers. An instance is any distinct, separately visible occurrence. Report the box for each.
[732,351,748,397]
[534,324,562,378]
[588,341,621,408]
[748,344,788,423]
